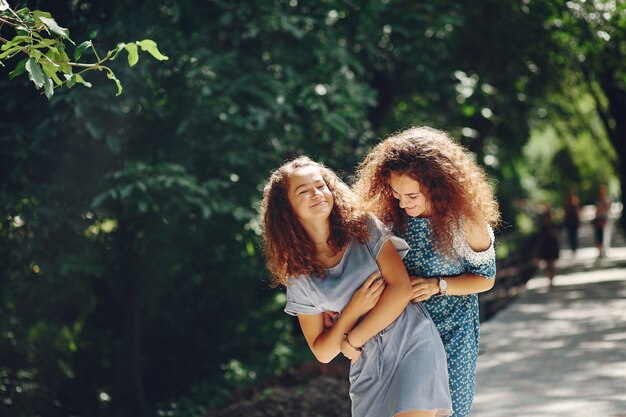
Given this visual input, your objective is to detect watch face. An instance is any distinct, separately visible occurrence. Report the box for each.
[439,279,448,291]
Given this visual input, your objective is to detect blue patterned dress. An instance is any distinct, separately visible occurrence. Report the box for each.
[402,217,496,417]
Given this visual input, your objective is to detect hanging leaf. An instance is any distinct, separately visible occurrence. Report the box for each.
[37,16,70,40]
[40,60,63,85]
[43,76,54,99]
[0,45,22,60]
[32,39,56,49]
[31,10,52,19]
[8,58,27,79]
[106,70,123,96]
[25,58,45,89]
[109,43,126,61]
[74,40,92,61]
[124,43,139,67]
[64,73,76,88]
[137,39,168,61]
[75,74,92,88]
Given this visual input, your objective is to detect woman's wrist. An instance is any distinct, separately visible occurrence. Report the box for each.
[429,277,439,295]
[343,332,365,352]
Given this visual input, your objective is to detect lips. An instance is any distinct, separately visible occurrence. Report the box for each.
[310,200,328,208]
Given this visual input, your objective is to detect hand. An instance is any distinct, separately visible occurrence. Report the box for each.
[410,277,438,303]
[344,270,386,318]
[323,311,339,331]
[340,335,363,364]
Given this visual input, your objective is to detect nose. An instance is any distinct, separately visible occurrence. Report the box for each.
[398,196,409,208]
[312,188,323,199]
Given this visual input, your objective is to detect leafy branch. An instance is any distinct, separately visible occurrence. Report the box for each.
[0,0,168,99]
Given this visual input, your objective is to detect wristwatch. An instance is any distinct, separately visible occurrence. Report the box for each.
[436,277,448,296]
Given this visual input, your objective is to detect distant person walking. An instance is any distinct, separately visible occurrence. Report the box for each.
[563,191,581,255]
[593,184,611,258]
[537,208,560,289]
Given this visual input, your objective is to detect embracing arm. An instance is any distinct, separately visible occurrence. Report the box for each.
[410,217,495,301]
[343,240,412,349]
[297,272,385,363]
[410,273,495,302]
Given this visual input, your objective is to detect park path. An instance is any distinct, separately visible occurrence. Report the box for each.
[471,218,626,417]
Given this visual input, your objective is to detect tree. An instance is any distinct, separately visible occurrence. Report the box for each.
[0,1,167,98]
[1,1,375,416]
[544,0,626,224]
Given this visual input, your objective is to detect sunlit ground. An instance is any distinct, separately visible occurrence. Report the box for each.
[472,246,626,417]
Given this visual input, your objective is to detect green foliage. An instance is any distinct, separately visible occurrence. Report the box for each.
[539,0,626,219]
[0,2,167,98]
[524,88,617,206]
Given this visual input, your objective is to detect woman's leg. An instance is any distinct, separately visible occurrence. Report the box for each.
[395,411,437,417]
[567,226,577,253]
[546,260,555,289]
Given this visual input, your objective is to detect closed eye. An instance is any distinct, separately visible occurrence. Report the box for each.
[391,190,419,199]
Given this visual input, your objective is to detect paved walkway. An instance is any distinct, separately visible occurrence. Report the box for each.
[472,221,626,416]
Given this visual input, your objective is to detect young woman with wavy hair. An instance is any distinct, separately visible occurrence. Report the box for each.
[261,156,452,417]
[352,126,500,417]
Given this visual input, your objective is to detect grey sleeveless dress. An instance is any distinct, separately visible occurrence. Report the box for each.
[284,216,452,417]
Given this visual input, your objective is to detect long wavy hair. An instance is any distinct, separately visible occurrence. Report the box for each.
[261,156,368,287]
[353,126,500,253]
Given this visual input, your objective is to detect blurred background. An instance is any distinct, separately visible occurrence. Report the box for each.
[1,1,624,416]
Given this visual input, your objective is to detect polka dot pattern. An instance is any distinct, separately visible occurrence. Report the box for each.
[402,217,496,417]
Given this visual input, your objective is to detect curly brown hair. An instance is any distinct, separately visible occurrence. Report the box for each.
[261,156,368,287]
[353,126,500,253]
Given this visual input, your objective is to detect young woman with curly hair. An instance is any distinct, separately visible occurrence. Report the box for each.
[261,156,452,417]
[352,126,500,417]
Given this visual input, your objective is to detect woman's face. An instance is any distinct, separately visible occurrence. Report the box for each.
[388,172,431,217]
[287,166,334,223]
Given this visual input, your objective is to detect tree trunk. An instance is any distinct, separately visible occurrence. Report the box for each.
[118,218,147,416]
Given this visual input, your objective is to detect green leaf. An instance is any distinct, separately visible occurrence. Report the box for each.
[50,47,72,74]
[33,39,57,49]
[109,43,126,61]
[137,39,168,61]
[75,74,92,88]
[0,46,22,60]
[43,76,54,100]
[40,60,63,85]
[106,71,123,96]
[74,40,92,61]
[91,192,109,208]
[38,16,71,40]
[40,59,58,74]
[138,200,148,213]
[31,10,53,19]
[124,43,139,67]
[64,73,76,88]
[1,37,29,51]
[119,184,133,199]
[25,58,45,89]
[9,58,27,79]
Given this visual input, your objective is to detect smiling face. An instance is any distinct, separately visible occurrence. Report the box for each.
[287,166,334,223]
[388,171,431,217]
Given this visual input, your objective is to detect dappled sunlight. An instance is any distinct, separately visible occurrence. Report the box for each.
[473,260,626,416]
[603,331,626,341]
